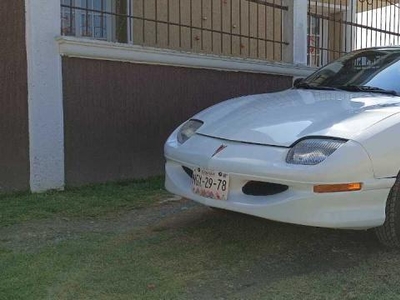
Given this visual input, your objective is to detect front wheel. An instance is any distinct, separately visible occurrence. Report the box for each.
[375,175,400,247]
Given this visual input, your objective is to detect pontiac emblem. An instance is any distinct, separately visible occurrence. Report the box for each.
[212,144,227,157]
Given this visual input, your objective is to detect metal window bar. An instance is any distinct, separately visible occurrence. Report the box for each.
[155,0,158,44]
[247,0,250,56]
[142,0,145,44]
[211,0,214,52]
[231,0,234,55]
[256,0,259,58]
[167,0,170,46]
[280,0,283,61]
[307,0,400,68]
[60,0,289,62]
[272,0,275,60]
[201,0,204,50]
[264,2,267,58]
[239,0,242,55]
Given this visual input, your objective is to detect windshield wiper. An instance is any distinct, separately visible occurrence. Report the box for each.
[336,85,399,96]
[295,82,339,91]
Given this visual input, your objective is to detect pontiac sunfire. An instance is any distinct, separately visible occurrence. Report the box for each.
[164,47,400,247]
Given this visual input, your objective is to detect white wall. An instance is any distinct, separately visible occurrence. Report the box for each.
[25,0,65,192]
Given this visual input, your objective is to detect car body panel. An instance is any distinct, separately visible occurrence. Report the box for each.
[166,164,390,229]
[355,113,400,178]
[194,89,400,147]
[165,134,374,184]
[165,134,394,229]
[164,49,400,230]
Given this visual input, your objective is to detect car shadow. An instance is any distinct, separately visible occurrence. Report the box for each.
[159,203,394,298]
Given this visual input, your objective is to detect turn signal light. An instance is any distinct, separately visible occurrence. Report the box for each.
[313,183,362,193]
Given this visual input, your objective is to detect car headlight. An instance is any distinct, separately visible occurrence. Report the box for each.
[177,119,204,144]
[286,138,347,165]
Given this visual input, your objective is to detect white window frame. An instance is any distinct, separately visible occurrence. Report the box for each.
[127,0,134,44]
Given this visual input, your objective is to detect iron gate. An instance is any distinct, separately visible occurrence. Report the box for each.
[308,0,400,67]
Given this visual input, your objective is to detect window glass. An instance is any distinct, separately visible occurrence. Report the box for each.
[61,0,109,40]
[302,49,400,93]
[61,0,76,36]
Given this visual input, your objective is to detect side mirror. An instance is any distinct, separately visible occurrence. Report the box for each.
[293,78,304,87]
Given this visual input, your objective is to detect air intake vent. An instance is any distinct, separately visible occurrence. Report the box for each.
[182,166,193,178]
[242,181,288,196]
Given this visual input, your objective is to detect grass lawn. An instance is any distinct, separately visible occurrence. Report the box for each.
[0,177,167,227]
[2,178,400,299]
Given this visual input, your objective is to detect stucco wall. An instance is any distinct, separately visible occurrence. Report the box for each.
[0,0,30,191]
[62,57,292,186]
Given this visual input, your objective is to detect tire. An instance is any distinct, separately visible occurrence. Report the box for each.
[375,174,400,247]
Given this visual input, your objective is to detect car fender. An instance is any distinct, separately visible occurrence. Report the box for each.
[356,112,400,179]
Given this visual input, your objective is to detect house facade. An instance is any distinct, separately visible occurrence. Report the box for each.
[2,0,399,192]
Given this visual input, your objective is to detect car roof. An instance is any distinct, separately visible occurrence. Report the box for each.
[357,46,400,51]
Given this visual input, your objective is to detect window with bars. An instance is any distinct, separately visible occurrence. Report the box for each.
[61,0,113,39]
[60,0,289,62]
[307,16,321,67]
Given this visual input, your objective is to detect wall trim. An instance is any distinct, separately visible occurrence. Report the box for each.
[25,0,65,192]
[57,36,316,77]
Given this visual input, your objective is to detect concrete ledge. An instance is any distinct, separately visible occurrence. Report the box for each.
[57,36,316,78]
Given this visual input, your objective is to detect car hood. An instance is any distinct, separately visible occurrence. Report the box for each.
[195,89,400,147]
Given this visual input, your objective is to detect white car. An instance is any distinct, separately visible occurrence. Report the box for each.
[164,47,400,247]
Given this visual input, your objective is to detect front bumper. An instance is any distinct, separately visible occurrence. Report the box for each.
[165,134,394,229]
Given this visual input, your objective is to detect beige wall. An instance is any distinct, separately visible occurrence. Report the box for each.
[316,0,399,12]
[130,0,285,61]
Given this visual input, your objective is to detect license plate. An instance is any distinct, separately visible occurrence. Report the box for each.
[192,167,230,200]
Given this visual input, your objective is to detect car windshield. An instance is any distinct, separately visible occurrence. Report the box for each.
[298,48,400,95]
